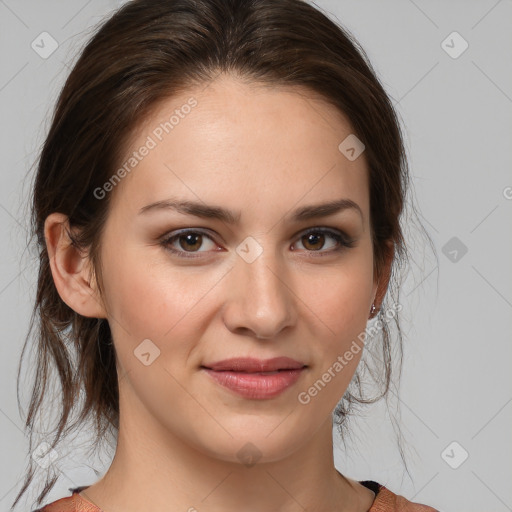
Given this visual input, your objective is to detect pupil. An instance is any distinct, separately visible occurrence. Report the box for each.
[180,233,202,251]
[304,233,324,250]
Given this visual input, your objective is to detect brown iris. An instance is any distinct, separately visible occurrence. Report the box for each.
[179,233,203,251]
[301,232,325,251]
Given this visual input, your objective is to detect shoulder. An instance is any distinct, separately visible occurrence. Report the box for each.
[31,487,98,512]
[31,494,76,512]
[364,481,440,512]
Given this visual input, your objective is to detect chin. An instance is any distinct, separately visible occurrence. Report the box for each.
[192,419,313,466]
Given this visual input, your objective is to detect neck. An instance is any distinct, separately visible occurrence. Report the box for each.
[80,383,374,512]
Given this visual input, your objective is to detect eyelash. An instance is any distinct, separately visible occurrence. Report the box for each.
[160,227,356,259]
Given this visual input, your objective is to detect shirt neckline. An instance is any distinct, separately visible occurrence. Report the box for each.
[73,480,383,511]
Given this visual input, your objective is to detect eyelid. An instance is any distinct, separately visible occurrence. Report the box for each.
[160,226,356,258]
[291,226,356,254]
[160,228,221,259]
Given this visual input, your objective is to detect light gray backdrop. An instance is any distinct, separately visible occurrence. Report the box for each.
[1,1,511,511]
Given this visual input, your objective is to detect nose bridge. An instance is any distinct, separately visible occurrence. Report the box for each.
[244,248,284,303]
[224,236,296,338]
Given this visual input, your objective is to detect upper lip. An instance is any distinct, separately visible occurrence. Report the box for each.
[202,357,307,372]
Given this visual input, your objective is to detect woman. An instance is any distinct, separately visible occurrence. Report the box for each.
[13,0,439,511]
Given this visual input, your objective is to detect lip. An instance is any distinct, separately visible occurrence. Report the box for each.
[202,357,306,372]
[201,368,306,399]
[201,357,307,400]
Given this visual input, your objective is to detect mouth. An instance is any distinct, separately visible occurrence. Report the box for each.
[200,357,308,399]
[201,356,307,373]
[200,367,304,373]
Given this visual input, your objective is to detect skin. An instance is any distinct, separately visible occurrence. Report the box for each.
[45,73,393,512]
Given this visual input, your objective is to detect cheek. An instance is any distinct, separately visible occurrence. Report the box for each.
[296,246,374,395]
[299,249,374,334]
[296,275,370,411]
[104,240,215,331]
[102,243,232,377]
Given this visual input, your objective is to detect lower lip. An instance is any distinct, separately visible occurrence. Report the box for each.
[201,368,306,399]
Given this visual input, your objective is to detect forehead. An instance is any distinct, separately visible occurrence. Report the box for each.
[108,74,369,222]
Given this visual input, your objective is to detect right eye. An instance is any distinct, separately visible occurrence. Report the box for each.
[160,229,222,258]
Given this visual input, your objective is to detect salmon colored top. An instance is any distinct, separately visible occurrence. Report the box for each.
[33,481,440,512]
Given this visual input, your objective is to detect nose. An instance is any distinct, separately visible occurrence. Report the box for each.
[222,246,297,340]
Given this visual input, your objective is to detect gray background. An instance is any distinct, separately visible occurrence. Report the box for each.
[1,1,511,511]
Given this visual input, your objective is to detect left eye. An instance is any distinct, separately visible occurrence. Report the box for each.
[291,228,354,254]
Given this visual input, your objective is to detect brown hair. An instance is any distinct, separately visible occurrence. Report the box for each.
[14,0,434,509]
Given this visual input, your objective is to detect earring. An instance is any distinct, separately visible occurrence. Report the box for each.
[369,303,376,317]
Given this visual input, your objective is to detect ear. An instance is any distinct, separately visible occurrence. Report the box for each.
[370,240,394,318]
[44,212,107,318]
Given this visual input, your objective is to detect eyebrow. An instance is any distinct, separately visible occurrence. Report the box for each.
[138,197,363,223]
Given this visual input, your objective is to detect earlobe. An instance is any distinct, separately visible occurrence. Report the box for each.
[44,213,107,319]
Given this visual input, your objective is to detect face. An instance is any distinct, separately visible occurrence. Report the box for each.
[93,74,379,463]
